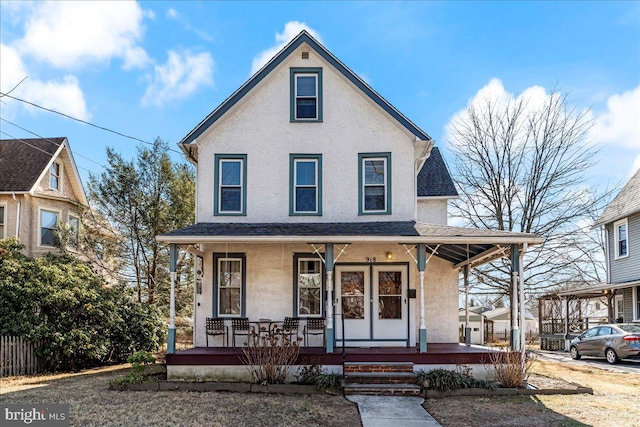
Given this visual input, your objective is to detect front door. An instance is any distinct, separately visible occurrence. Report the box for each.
[334,264,409,346]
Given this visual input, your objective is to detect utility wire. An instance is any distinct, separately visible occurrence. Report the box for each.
[0,91,183,155]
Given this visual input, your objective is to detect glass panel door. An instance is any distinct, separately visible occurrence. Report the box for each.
[373,265,408,340]
[335,266,370,342]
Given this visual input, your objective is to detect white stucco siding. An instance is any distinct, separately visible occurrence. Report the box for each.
[193,242,459,347]
[194,43,418,223]
[417,199,448,225]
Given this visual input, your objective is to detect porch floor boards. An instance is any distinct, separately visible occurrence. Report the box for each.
[166,343,496,366]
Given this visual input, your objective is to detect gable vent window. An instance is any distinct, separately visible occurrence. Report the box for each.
[301,51,309,59]
[50,161,61,191]
[290,68,323,122]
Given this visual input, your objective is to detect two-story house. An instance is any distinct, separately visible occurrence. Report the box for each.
[158,31,542,380]
[0,137,87,257]
[593,169,640,323]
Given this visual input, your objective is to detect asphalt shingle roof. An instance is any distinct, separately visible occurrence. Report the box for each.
[417,147,459,197]
[594,169,640,226]
[0,137,64,192]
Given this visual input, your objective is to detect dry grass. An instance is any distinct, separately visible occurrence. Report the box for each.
[424,359,640,427]
[0,365,361,427]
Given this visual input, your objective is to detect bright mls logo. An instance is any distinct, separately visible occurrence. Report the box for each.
[1,404,69,426]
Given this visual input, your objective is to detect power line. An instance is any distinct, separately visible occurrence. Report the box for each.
[0,91,183,155]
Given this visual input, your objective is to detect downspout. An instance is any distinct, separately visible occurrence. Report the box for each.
[603,227,610,284]
[12,193,20,240]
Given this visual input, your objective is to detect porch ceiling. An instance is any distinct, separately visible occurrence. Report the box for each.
[157,221,543,267]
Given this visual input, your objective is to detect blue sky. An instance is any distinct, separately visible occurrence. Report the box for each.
[1,1,639,192]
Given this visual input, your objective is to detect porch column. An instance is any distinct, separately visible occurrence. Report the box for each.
[510,244,520,351]
[168,243,177,354]
[418,243,427,353]
[325,243,334,352]
[464,265,471,345]
[563,297,570,351]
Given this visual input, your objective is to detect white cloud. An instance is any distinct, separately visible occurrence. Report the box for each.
[0,44,90,120]
[15,1,151,70]
[590,86,640,150]
[142,50,214,107]
[167,8,178,19]
[250,22,322,75]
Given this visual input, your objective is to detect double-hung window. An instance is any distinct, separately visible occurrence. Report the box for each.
[214,253,246,317]
[0,205,5,238]
[290,68,322,121]
[50,161,61,191]
[69,215,80,249]
[40,209,59,247]
[290,155,322,215]
[614,218,628,258]
[293,254,324,317]
[358,153,391,215]
[215,154,247,215]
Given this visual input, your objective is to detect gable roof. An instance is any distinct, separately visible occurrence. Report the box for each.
[0,137,88,205]
[593,168,640,227]
[417,147,459,198]
[179,30,431,148]
[0,137,66,192]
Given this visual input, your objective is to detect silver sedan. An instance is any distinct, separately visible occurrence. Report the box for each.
[569,324,640,364]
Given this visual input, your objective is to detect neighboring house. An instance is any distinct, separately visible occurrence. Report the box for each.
[458,307,489,345]
[0,137,87,257]
[592,169,640,323]
[458,306,537,345]
[158,31,542,380]
[481,307,538,338]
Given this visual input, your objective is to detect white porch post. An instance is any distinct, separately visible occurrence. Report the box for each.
[325,243,334,352]
[464,265,471,346]
[510,244,520,351]
[519,243,527,356]
[418,243,427,353]
[168,243,177,354]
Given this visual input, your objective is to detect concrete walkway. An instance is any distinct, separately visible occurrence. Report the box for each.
[347,395,442,427]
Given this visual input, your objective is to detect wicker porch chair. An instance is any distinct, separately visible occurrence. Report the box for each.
[205,317,228,347]
[303,318,326,348]
[231,317,255,347]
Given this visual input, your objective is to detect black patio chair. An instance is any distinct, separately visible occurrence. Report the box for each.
[303,318,326,348]
[231,317,255,347]
[272,316,300,343]
[205,317,228,347]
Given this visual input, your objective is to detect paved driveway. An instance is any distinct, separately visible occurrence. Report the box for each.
[532,349,640,374]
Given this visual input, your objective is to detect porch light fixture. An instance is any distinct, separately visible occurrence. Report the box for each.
[386,251,393,260]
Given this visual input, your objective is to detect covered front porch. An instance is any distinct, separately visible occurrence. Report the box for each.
[157,221,543,374]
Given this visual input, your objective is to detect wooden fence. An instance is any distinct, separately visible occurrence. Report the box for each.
[0,336,42,376]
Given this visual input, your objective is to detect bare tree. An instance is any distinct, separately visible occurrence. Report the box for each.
[450,89,609,300]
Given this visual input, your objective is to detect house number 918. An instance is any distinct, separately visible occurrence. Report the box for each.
[365,257,377,263]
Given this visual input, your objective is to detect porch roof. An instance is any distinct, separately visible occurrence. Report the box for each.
[158,221,543,266]
[544,280,640,299]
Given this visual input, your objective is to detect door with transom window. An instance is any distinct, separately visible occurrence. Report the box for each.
[334,264,408,346]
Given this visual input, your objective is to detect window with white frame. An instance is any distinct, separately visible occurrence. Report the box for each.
[214,254,245,317]
[290,68,322,121]
[290,155,321,215]
[295,256,323,317]
[50,161,61,191]
[215,155,246,215]
[614,218,628,258]
[69,215,80,249]
[614,294,624,322]
[0,206,5,238]
[40,210,59,247]
[359,153,391,214]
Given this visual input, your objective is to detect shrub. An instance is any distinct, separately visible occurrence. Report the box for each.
[315,373,342,389]
[240,329,301,384]
[110,351,157,387]
[416,365,498,392]
[295,360,323,385]
[0,238,165,371]
[486,348,535,388]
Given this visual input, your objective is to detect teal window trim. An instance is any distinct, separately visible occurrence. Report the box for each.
[290,67,323,122]
[293,253,326,318]
[358,152,392,215]
[213,253,247,318]
[214,154,247,216]
[289,154,322,216]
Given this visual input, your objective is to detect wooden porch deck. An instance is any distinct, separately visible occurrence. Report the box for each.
[166,343,497,366]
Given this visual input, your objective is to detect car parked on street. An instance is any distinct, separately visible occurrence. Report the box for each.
[570,324,640,364]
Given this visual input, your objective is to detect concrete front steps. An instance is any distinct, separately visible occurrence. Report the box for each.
[342,362,421,396]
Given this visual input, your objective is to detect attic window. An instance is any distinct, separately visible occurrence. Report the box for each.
[301,51,309,59]
[290,68,323,122]
[50,161,61,191]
